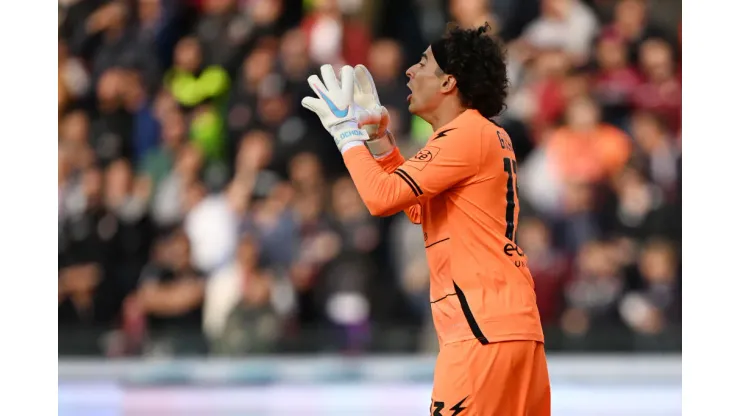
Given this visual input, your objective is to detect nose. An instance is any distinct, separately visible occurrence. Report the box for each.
[405,64,416,80]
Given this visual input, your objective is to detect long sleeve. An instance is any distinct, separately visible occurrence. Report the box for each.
[376,148,422,224]
[342,130,480,217]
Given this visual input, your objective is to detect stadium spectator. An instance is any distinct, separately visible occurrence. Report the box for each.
[134,228,207,356]
[204,234,285,354]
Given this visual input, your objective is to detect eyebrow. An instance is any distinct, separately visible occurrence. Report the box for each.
[421,53,427,61]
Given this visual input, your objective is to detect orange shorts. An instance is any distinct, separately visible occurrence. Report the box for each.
[430,340,551,416]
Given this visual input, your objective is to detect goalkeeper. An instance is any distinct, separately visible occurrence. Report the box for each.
[301,23,551,415]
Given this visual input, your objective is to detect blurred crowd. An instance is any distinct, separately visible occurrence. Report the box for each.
[58,0,681,357]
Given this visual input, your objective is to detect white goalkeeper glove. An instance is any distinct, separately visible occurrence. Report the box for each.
[352,64,397,158]
[301,64,370,153]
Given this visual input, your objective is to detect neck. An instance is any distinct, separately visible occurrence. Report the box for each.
[426,100,467,131]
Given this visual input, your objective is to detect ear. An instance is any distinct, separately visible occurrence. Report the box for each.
[440,75,457,94]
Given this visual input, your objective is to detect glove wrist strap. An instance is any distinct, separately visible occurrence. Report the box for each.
[366,130,396,158]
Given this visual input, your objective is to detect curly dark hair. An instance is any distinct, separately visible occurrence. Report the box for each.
[438,22,509,119]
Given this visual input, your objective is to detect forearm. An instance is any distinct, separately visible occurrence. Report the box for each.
[375,148,422,224]
[141,282,204,316]
[342,146,418,217]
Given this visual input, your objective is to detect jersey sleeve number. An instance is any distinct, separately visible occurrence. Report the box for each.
[503,157,519,242]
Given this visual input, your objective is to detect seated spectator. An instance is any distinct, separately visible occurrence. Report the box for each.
[591,34,641,128]
[630,111,680,198]
[600,0,675,65]
[204,234,285,355]
[165,36,230,162]
[632,37,681,134]
[515,0,599,65]
[619,238,680,347]
[545,95,632,185]
[150,142,204,229]
[449,0,501,32]
[517,217,570,326]
[134,229,207,356]
[561,240,627,346]
[59,258,115,356]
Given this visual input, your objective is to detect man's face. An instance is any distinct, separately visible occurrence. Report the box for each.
[405,46,447,116]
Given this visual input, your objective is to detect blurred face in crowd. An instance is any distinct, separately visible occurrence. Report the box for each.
[331,176,366,221]
[369,40,403,84]
[203,0,235,15]
[631,111,667,152]
[450,0,488,28]
[258,94,289,125]
[105,159,134,206]
[542,0,572,20]
[82,167,104,207]
[280,29,309,75]
[174,37,203,73]
[244,47,275,87]
[161,110,187,150]
[122,71,146,111]
[237,235,260,270]
[615,167,652,215]
[577,241,619,279]
[517,218,551,255]
[639,39,674,82]
[596,36,628,70]
[314,0,339,15]
[562,72,590,102]
[60,111,89,144]
[250,0,282,25]
[97,69,125,110]
[638,240,676,285]
[138,0,161,25]
[60,140,94,172]
[61,263,101,296]
[167,231,192,270]
[154,90,178,121]
[289,152,323,189]
[405,47,457,119]
[562,181,594,214]
[264,181,294,211]
[565,96,600,131]
[238,130,273,172]
[175,144,204,180]
[535,50,570,80]
[615,0,647,35]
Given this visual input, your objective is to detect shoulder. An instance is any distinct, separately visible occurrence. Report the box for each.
[431,112,492,143]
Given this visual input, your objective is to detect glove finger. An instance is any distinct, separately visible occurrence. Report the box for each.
[340,65,354,103]
[354,64,380,103]
[378,106,390,133]
[301,97,322,113]
[307,74,328,99]
[320,64,341,93]
[353,72,362,102]
[357,110,381,128]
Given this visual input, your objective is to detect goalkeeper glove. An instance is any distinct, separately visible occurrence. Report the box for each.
[352,64,397,158]
[301,64,370,153]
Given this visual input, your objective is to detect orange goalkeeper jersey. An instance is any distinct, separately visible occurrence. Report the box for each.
[342,109,544,345]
